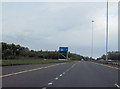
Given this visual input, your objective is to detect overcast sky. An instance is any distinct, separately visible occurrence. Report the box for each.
[2,2,118,58]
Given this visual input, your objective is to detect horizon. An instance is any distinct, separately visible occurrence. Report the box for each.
[1,41,119,59]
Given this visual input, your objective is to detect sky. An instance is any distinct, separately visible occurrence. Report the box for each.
[1,2,118,58]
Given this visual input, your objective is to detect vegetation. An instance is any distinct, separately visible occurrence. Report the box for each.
[97,51,120,60]
[2,59,68,66]
[1,42,83,60]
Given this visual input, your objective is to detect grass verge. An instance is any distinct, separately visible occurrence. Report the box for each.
[2,59,69,66]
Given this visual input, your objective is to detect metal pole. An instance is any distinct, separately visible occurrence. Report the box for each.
[91,20,94,60]
[106,0,108,61]
[66,51,68,59]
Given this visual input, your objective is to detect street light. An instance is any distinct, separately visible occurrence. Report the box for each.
[106,0,108,60]
[91,20,94,60]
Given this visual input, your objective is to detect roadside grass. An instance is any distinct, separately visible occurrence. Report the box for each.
[2,59,69,66]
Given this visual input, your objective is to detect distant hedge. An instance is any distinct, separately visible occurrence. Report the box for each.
[1,42,83,60]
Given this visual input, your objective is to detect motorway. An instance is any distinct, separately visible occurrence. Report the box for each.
[2,61,119,88]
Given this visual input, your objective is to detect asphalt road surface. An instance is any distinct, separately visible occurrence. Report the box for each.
[2,61,119,88]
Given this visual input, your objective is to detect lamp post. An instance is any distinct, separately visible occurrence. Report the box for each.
[91,20,94,60]
[106,0,108,61]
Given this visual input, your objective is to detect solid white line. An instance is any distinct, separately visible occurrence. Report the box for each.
[0,63,65,78]
[115,84,120,88]
[28,67,43,71]
[0,70,29,78]
[100,64,119,69]
[92,62,119,70]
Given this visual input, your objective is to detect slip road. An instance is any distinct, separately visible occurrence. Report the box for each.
[2,61,119,87]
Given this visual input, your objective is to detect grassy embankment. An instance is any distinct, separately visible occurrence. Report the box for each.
[2,59,69,66]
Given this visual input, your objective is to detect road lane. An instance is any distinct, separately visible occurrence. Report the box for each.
[2,62,75,87]
[2,61,119,87]
[49,61,118,87]
[1,63,66,78]
[2,63,67,75]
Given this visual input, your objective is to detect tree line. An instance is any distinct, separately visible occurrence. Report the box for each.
[1,42,83,60]
[97,51,120,60]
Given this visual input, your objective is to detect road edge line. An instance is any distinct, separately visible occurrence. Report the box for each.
[0,63,66,78]
[91,62,119,70]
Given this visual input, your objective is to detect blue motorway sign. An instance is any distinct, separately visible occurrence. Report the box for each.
[59,47,68,52]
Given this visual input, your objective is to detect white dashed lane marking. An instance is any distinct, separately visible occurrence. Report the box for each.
[47,63,77,86]
[48,82,53,85]
[63,72,65,74]
[59,74,62,77]
[42,87,46,89]
[115,84,120,88]
[55,77,59,80]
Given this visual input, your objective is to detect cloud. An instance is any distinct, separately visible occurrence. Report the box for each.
[2,2,118,58]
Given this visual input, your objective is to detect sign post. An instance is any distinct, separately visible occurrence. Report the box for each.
[58,47,68,60]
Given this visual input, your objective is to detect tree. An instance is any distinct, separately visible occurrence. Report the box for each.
[101,54,106,60]
[1,42,84,60]
[3,49,12,59]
